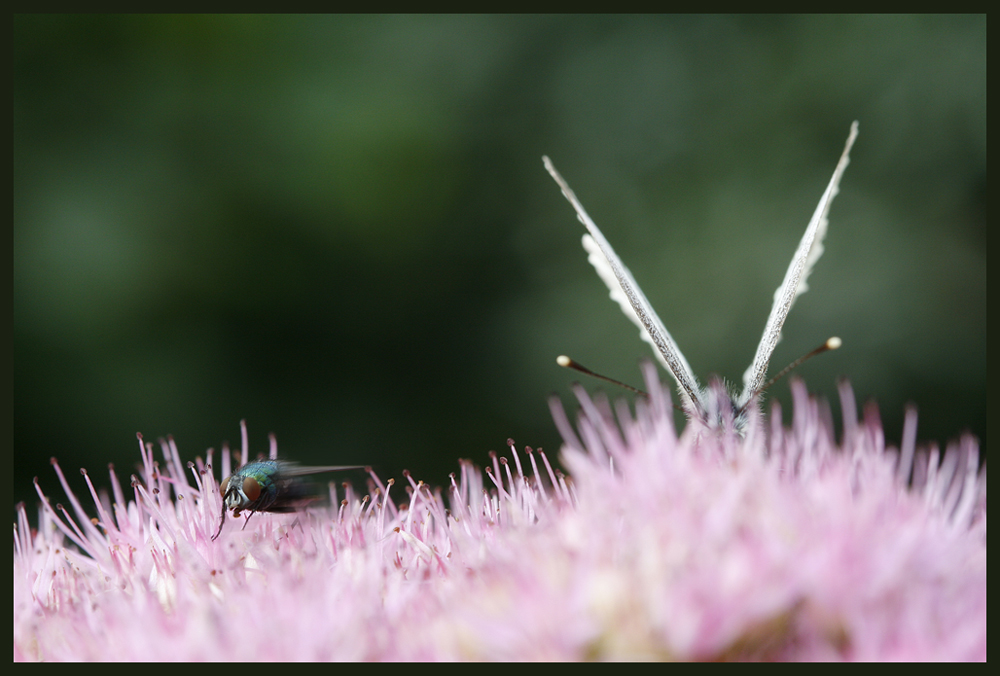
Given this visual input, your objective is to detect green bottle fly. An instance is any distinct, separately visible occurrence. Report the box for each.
[213,460,359,540]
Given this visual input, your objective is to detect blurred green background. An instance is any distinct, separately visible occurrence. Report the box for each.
[15,16,985,510]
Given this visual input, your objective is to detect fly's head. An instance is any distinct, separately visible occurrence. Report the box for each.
[212,462,279,540]
[220,472,263,516]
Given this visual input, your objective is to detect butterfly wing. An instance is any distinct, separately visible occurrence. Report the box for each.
[544,157,704,413]
[738,122,859,407]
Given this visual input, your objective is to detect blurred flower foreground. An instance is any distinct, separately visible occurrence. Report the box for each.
[15,369,986,661]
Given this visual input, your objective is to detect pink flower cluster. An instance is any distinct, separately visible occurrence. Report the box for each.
[14,370,986,660]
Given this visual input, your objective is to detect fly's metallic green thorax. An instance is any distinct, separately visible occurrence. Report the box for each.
[212,460,359,540]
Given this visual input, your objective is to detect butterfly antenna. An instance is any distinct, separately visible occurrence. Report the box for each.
[757,337,841,395]
[557,356,648,397]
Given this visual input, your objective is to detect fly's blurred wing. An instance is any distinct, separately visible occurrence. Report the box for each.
[738,122,858,408]
[264,462,362,513]
[544,157,704,413]
[271,463,362,477]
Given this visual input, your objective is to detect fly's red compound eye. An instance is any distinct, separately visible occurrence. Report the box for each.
[242,476,262,502]
[219,476,231,496]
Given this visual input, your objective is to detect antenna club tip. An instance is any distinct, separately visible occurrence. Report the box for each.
[826,337,842,350]
[556,355,572,367]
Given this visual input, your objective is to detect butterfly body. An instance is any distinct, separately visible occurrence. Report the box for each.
[212,460,358,540]
[545,122,858,431]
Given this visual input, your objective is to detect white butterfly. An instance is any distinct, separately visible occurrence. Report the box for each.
[544,121,858,429]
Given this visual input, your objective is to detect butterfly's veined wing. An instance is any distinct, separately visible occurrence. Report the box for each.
[738,121,859,408]
[543,157,704,413]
